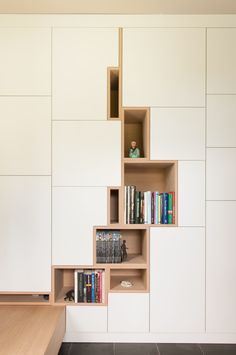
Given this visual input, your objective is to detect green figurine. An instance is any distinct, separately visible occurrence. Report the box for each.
[128,141,140,158]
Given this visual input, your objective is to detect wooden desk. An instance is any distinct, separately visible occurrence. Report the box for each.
[0,306,65,355]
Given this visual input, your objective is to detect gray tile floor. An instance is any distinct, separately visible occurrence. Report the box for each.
[58,343,236,355]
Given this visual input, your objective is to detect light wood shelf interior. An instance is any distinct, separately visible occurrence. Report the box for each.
[109,268,148,292]
[108,67,120,119]
[123,108,150,159]
[124,160,177,193]
[108,187,121,225]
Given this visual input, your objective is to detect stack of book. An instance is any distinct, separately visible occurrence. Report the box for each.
[124,186,175,224]
[74,269,105,303]
[96,230,122,263]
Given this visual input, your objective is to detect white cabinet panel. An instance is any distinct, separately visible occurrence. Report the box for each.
[52,187,107,265]
[150,227,205,333]
[206,148,236,200]
[150,108,205,160]
[123,28,205,107]
[207,95,236,147]
[0,97,51,175]
[206,201,236,332]
[66,306,107,333]
[0,177,51,292]
[0,28,51,95]
[52,121,121,186]
[53,28,118,120]
[108,293,149,333]
[207,29,236,94]
[178,161,205,227]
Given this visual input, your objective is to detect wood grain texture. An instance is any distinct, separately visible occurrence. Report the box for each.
[0,306,65,355]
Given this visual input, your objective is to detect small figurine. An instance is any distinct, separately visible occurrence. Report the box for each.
[121,240,128,261]
[64,289,74,302]
[128,141,140,158]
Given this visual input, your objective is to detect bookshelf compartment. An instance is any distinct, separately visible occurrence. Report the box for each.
[108,187,120,224]
[109,268,148,292]
[53,267,106,306]
[123,108,150,159]
[94,226,149,267]
[108,67,120,119]
[0,293,50,305]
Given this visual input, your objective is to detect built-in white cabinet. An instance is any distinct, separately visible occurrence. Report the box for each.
[123,28,205,107]
[0,28,51,95]
[178,161,205,227]
[206,201,236,332]
[108,293,149,333]
[0,176,51,292]
[0,97,51,175]
[206,148,236,200]
[207,28,236,94]
[207,95,236,147]
[52,121,121,186]
[150,108,205,160]
[52,187,107,265]
[53,28,118,120]
[66,306,107,333]
[150,227,205,333]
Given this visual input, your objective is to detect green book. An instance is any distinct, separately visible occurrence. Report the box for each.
[168,193,173,224]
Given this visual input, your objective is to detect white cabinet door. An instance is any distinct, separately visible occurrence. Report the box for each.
[53,28,118,120]
[207,95,236,147]
[123,28,205,107]
[206,201,236,332]
[207,29,236,94]
[0,177,51,292]
[0,97,51,175]
[0,28,51,95]
[150,227,205,333]
[66,306,107,333]
[108,293,149,333]
[206,148,236,200]
[150,108,205,160]
[178,161,205,227]
[52,121,121,187]
[52,187,107,265]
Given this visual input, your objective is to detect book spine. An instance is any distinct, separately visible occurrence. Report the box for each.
[78,272,84,303]
[91,271,95,303]
[172,191,175,224]
[86,272,92,303]
[83,273,87,303]
[127,186,131,224]
[74,269,78,303]
[146,191,152,224]
[159,193,162,224]
[95,271,100,303]
[124,186,127,224]
[99,270,103,303]
[154,192,159,224]
[151,192,154,224]
[162,193,168,224]
[168,192,173,224]
[140,191,144,224]
[135,191,140,224]
[130,185,136,224]
[102,270,105,304]
[144,192,148,224]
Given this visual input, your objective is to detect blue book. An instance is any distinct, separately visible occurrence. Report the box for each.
[162,193,168,224]
[91,271,96,303]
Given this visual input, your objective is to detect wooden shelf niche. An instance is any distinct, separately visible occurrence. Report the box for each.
[107,67,120,119]
[109,268,148,293]
[0,293,50,305]
[123,108,150,159]
[108,187,122,225]
[94,226,149,267]
[124,160,178,225]
[52,266,107,306]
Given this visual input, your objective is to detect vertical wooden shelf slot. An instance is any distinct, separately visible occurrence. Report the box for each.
[108,187,121,224]
[124,108,150,159]
[108,67,120,119]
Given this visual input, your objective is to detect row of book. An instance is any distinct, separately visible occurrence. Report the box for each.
[74,269,105,303]
[96,230,122,263]
[124,186,175,224]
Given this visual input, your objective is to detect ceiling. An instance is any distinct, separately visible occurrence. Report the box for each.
[0,0,236,14]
